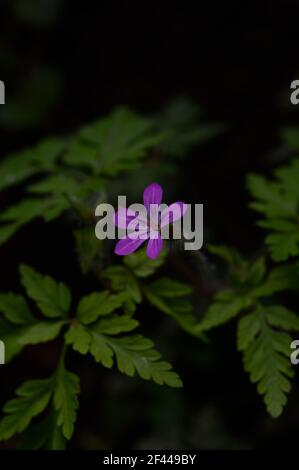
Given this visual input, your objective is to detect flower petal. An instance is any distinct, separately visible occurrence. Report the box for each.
[115,236,146,256]
[114,208,136,228]
[146,237,163,259]
[143,183,163,210]
[161,202,188,227]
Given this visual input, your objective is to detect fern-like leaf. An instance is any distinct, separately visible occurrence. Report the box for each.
[238,305,299,417]
[0,378,53,441]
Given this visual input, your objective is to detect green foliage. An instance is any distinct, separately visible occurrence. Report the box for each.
[102,265,142,315]
[68,108,162,175]
[0,318,25,361]
[19,409,66,450]
[238,305,299,417]
[66,321,182,387]
[53,362,80,439]
[0,104,218,246]
[3,102,299,448]
[0,138,65,191]
[102,248,199,337]
[252,264,299,296]
[248,159,299,261]
[0,365,80,447]
[144,277,201,337]
[0,260,183,448]
[197,246,299,417]
[196,294,252,333]
[20,264,71,318]
[65,260,183,387]
[101,249,166,315]
[0,378,53,441]
[123,248,166,277]
[0,108,160,244]
[77,291,125,324]
[0,103,223,449]
[0,268,68,362]
[0,293,33,324]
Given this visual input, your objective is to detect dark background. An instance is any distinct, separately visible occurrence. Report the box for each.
[0,0,299,449]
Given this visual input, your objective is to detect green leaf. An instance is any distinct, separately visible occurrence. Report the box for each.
[144,278,200,337]
[0,318,25,362]
[77,291,125,324]
[258,218,298,232]
[239,306,294,418]
[63,139,99,172]
[45,411,67,450]
[20,264,71,318]
[265,231,299,261]
[123,248,166,278]
[28,174,82,196]
[66,316,181,387]
[0,317,64,362]
[31,138,66,170]
[146,278,192,298]
[254,264,299,297]
[67,108,161,176]
[0,199,50,244]
[0,197,69,245]
[19,408,66,450]
[265,305,299,331]
[102,265,142,308]
[274,159,299,198]
[0,137,63,192]
[0,293,33,324]
[237,310,261,351]
[54,365,80,439]
[0,223,20,245]
[0,149,37,192]
[0,378,53,441]
[65,313,138,360]
[92,314,139,335]
[89,332,182,387]
[0,199,46,222]
[196,295,253,333]
[247,162,299,262]
[89,331,114,368]
[247,173,297,219]
[208,245,265,288]
[41,196,69,222]
[207,244,244,267]
[247,257,266,286]
[18,321,65,345]
[65,322,91,354]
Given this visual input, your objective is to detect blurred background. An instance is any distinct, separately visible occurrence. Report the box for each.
[1,0,299,449]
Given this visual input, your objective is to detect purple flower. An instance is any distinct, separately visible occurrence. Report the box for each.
[114,183,188,259]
